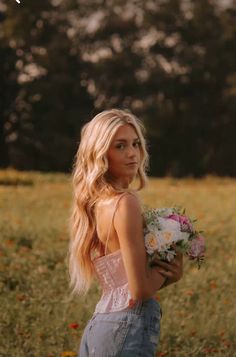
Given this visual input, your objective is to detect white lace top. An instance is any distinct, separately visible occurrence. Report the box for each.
[93,249,134,313]
[92,192,138,313]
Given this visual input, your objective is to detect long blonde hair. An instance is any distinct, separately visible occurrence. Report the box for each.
[68,108,149,296]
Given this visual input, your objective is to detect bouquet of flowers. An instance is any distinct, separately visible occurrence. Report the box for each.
[143,206,206,269]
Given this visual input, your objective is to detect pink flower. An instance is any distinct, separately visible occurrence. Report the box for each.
[189,235,205,258]
[167,214,193,232]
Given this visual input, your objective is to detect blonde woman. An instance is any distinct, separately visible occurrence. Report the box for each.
[69,109,183,356]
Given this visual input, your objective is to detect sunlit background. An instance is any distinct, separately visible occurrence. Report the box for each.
[0,1,236,356]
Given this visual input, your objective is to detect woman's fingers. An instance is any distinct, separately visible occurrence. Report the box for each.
[152,253,184,286]
[154,254,183,267]
[158,270,173,278]
[153,257,183,281]
[153,259,178,271]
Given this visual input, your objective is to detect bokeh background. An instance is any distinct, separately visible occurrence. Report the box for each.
[1,0,236,177]
[0,0,236,356]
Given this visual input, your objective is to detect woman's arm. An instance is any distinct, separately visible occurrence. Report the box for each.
[114,193,170,300]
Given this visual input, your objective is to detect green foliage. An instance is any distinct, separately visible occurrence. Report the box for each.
[0,0,236,176]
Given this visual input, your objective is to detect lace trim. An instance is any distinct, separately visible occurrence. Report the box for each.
[94,284,133,313]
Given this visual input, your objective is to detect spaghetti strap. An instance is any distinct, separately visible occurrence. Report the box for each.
[104,192,136,256]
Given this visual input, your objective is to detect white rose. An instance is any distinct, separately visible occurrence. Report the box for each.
[144,232,159,255]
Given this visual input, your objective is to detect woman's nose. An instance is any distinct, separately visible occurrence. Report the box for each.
[127,145,137,158]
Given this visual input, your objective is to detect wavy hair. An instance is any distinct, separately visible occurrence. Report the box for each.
[68,108,149,296]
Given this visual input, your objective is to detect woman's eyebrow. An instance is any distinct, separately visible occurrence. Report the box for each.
[114,138,140,142]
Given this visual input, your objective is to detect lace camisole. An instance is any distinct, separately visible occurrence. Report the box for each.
[92,193,137,313]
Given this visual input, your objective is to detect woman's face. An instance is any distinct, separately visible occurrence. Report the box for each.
[106,124,141,189]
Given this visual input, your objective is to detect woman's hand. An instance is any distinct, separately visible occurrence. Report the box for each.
[152,252,183,289]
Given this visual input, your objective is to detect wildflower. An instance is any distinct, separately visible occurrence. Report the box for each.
[68,323,79,329]
[61,352,77,357]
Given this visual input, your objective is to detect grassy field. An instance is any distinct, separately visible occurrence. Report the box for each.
[0,169,235,357]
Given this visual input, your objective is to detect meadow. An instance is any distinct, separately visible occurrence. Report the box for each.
[0,169,235,357]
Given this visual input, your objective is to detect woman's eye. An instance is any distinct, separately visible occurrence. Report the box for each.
[115,142,141,149]
[116,144,125,149]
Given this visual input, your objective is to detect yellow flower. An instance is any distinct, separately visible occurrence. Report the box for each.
[162,231,173,242]
[145,233,158,250]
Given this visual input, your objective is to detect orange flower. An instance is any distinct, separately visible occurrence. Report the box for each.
[5,239,14,247]
[16,294,27,301]
[61,352,77,357]
[210,281,217,289]
[68,323,79,329]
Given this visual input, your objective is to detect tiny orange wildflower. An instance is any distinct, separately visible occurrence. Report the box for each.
[61,352,77,357]
[157,352,168,356]
[68,323,79,329]
[210,281,217,289]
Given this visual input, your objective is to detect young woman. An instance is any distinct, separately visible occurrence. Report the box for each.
[68,108,183,356]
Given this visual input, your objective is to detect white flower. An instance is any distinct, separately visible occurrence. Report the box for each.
[144,232,159,255]
[179,231,190,243]
[166,250,176,262]
[155,207,175,217]
[157,216,181,232]
[156,231,174,251]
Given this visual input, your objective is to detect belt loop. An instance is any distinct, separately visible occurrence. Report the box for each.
[133,299,143,314]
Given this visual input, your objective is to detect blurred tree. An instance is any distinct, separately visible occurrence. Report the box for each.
[69,0,236,176]
[0,0,235,176]
[0,0,93,171]
[0,45,18,168]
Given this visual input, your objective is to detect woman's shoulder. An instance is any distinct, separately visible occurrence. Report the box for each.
[116,191,140,207]
[94,191,142,216]
[97,190,139,204]
[112,192,145,225]
[113,192,146,231]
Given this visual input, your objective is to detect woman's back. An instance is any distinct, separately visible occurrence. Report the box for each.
[94,194,123,257]
[92,192,137,313]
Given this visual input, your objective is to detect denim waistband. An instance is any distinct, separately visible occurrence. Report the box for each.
[131,297,161,316]
[91,297,161,321]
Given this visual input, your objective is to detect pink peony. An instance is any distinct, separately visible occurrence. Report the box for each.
[167,214,193,232]
[189,235,205,258]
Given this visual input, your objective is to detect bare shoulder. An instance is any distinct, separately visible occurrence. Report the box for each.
[118,191,141,208]
[114,191,143,229]
[115,192,142,217]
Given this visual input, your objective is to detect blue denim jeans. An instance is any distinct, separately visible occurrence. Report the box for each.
[78,298,162,357]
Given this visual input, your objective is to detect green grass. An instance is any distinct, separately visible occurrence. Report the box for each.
[0,169,236,357]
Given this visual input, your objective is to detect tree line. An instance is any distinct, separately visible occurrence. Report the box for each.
[0,0,235,177]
